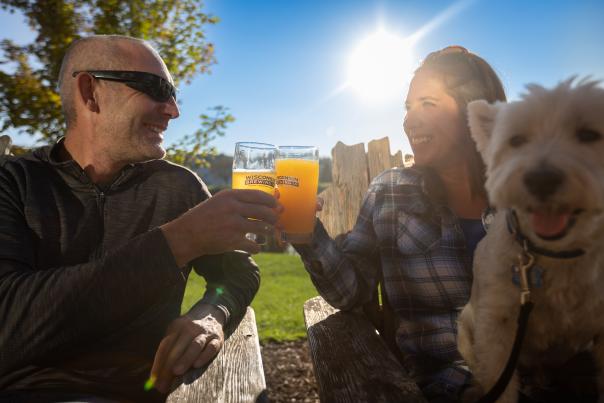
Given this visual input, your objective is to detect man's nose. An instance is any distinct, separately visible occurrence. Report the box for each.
[162,97,180,119]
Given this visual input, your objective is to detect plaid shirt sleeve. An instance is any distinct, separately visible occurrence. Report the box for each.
[295,185,382,311]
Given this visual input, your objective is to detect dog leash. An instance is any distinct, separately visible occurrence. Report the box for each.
[474,210,585,402]
[476,242,535,403]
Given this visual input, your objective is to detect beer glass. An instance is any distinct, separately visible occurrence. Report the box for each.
[276,146,319,244]
[232,142,277,243]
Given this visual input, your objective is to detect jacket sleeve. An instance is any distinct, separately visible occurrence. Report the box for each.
[185,173,260,325]
[190,252,260,325]
[0,166,186,377]
[294,184,382,311]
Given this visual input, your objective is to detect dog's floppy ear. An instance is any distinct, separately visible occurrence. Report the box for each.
[467,99,499,154]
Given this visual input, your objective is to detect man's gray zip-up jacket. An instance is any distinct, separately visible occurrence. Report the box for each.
[0,141,260,402]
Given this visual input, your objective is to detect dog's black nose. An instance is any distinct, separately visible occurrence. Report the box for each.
[523,164,565,201]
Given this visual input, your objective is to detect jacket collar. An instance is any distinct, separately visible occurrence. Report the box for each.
[34,137,143,191]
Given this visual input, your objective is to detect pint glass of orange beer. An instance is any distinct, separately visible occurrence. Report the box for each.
[276,146,319,244]
[232,142,277,243]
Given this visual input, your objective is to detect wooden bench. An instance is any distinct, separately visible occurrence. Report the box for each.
[303,138,425,402]
[168,306,267,403]
[304,297,425,402]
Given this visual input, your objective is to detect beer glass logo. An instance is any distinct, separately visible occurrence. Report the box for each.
[245,175,276,188]
[277,176,299,187]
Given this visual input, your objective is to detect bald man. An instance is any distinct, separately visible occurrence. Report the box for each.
[0,35,279,402]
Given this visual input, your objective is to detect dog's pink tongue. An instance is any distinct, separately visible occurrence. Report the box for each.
[531,212,570,237]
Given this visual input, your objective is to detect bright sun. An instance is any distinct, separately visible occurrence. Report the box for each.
[348,30,415,102]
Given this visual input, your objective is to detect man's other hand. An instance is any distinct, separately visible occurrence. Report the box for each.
[149,311,225,394]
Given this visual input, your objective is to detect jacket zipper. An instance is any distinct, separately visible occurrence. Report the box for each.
[96,190,106,255]
[97,191,105,216]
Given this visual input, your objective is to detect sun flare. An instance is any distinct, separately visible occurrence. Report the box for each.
[348,30,415,102]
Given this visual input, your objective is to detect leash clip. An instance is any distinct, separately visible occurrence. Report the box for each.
[517,240,535,305]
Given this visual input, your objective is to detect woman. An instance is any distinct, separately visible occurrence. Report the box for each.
[295,46,506,402]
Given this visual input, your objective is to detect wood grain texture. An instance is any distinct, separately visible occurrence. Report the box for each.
[391,150,403,168]
[317,139,403,238]
[303,296,426,403]
[317,141,369,237]
[167,307,267,403]
[367,137,392,181]
[0,135,12,155]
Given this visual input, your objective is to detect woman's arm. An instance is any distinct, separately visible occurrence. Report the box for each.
[294,188,381,310]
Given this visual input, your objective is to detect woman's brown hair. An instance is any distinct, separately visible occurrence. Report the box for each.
[415,46,507,200]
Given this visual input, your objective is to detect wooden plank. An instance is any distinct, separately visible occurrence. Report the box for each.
[391,150,403,168]
[303,296,426,403]
[367,137,393,181]
[0,135,11,156]
[317,141,369,237]
[167,307,267,403]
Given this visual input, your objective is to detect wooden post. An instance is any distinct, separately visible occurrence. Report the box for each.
[317,138,403,238]
[317,141,369,238]
[0,135,11,156]
[391,151,403,168]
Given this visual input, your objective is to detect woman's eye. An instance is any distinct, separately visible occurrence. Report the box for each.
[509,134,527,148]
[422,101,436,107]
[576,128,601,143]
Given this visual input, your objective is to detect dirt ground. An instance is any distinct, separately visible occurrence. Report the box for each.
[261,340,319,403]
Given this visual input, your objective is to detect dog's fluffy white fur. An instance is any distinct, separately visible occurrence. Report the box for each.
[458,78,604,403]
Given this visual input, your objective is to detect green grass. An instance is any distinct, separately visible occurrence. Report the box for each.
[181,252,318,342]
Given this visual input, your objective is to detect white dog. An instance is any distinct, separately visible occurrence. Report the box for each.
[458,78,604,403]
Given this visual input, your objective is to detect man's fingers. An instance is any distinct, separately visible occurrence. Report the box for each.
[150,334,177,392]
[193,337,223,368]
[230,189,278,207]
[173,335,208,375]
[235,239,262,254]
[243,219,275,236]
[159,329,195,381]
[316,197,324,212]
[238,203,279,224]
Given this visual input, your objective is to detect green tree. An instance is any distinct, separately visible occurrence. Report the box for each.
[0,0,233,168]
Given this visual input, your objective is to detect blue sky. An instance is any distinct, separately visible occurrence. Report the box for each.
[2,0,603,157]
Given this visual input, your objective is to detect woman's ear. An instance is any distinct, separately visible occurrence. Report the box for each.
[76,73,99,113]
[467,99,500,155]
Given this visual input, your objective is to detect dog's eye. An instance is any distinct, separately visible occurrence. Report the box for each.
[576,128,602,143]
[509,135,528,148]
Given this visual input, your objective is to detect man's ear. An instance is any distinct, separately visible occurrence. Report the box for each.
[467,99,499,154]
[76,74,99,113]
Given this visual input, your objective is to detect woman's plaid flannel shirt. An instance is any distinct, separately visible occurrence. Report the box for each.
[297,167,474,399]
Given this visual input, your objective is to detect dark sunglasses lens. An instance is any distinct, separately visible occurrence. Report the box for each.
[125,81,173,102]
[159,80,176,101]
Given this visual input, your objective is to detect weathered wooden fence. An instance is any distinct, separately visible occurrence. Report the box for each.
[317,136,404,237]
[0,135,11,156]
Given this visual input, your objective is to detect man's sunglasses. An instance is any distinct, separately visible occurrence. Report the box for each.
[72,70,177,102]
